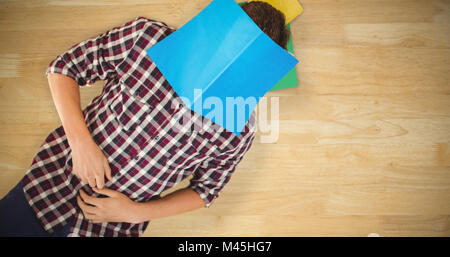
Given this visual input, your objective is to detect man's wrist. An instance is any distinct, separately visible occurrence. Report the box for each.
[67,133,94,149]
[130,200,157,223]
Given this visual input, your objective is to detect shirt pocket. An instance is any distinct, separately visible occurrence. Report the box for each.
[107,85,154,132]
[109,72,181,133]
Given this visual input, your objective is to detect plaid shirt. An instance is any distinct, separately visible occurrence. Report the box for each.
[22,16,256,237]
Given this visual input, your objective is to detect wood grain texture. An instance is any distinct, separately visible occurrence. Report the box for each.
[0,0,449,236]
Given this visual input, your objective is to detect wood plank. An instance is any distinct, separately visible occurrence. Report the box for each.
[142,215,449,236]
[277,94,450,120]
[254,119,450,145]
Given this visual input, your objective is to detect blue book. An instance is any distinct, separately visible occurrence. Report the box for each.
[147,0,299,135]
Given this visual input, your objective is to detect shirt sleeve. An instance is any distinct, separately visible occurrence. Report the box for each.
[45,16,170,86]
[188,132,256,208]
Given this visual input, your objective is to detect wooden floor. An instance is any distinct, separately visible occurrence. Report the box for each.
[0,0,449,236]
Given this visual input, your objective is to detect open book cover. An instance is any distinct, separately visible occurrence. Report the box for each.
[147,0,299,135]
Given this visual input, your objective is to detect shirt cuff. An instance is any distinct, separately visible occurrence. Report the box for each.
[45,55,84,85]
[188,182,217,208]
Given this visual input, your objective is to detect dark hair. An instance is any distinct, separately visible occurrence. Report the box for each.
[241,1,290,50]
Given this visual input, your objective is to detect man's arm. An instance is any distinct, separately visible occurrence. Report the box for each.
[78,130,256,224]
[133,188,206,222]
[45,17,154,188]
[47,73,110,188]
[78,185,205,224]
[132,131,257,222]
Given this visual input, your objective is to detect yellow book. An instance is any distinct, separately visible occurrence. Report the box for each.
[252,0,304,24]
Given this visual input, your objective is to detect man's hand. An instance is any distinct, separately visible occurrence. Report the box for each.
[71,137,112,189]
[77,187,141,224]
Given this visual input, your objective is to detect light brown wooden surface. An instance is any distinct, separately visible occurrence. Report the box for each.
[0,0,449,236]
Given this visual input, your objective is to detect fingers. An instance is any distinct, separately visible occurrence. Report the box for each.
[77,196,103,223]
[87,175,96,188]
[79,172,89,185]
[94,162,110,188]
[92,187,117,197]
[76,168,95,187]
[77,194,97,214]
[77,190,107,223]
[93,159,111,188]
[77,191,107,224]
[79,189,101,206]
[95,173,105,189]
[72,160,110,188]
[83,165,109,189]
[77,169,103,189]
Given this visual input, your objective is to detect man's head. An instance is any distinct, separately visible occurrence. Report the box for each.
[241,1,290,50]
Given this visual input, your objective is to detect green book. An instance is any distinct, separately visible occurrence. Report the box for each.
[238,1,299,91]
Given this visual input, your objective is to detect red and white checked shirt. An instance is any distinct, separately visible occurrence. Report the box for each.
[22,16,256,237]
